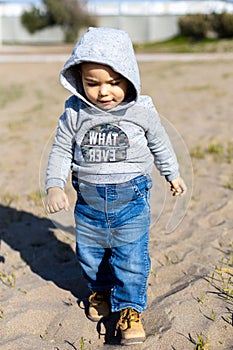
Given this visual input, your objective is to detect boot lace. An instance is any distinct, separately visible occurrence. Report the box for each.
[117,308,140,331]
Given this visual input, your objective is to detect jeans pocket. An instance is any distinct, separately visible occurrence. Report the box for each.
[132,176,152,202]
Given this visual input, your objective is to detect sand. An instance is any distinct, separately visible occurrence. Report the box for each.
[0,51,233,350]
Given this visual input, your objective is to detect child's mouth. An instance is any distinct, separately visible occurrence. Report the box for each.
[99,99,112,104]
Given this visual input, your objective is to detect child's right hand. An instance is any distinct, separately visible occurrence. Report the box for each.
[45,187,70,214]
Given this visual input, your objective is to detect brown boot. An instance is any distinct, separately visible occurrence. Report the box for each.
[88,291,111,322]
[117,308,146,345]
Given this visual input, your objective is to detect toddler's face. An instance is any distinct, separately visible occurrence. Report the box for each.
[80,63,128,110]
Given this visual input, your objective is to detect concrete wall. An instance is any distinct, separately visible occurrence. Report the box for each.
[1,14,179,44]
[1,1,233,44]
[1,16,64,44]
[96,15,179,43]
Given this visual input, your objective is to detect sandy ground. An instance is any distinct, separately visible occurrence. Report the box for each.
[0,52,233,350]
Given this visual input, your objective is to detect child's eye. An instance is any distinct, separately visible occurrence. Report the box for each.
[111,81,121,86]
[87,82,98,87]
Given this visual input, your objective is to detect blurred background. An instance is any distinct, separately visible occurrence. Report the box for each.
[1,0,233,45]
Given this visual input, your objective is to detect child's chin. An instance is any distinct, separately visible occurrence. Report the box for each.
[98,103,115,110]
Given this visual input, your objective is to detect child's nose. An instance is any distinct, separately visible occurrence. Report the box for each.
[99,84,108,96]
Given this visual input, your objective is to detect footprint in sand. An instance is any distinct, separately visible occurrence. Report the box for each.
[198,200,233,228]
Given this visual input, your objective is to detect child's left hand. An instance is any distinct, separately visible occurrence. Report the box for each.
[169,177,187,196]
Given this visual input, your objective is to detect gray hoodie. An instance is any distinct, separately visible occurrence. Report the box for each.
[46,27,179,190]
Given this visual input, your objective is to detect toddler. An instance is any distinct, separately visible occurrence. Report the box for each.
[45,27,186,345]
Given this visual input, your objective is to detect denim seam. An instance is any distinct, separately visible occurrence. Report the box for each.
[138,235,150,307]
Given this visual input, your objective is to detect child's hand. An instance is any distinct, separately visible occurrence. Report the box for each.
[45,187,70,214]
[169,177,187,197]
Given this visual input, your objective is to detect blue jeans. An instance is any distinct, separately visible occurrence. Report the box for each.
[72,175,152,313]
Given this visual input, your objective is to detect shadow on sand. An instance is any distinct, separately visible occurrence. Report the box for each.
[0,204,88,298]
[0,204,123,345]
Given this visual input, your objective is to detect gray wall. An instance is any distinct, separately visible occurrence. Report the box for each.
[1,16,63,44]
[1,14,179,44]
[97,15,179,42]
[1,0,233,44]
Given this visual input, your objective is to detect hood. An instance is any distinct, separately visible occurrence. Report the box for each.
[59,27,141,109]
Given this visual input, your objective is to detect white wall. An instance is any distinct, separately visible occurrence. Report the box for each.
[0,3,64,44]
[2,16,63,44]
[1,1,233,44]
[96,15,179,42]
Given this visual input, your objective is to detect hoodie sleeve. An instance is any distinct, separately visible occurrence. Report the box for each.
[145,97,180,181]
[45,98,77,191]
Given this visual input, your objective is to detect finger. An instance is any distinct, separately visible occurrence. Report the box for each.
[64,205,69,211]
[182,184,187,194]
[58,200,69,211]
[63,194,70,211]
[48,205,58,213]
[173,186,181,193]
[48,202,61,213]
[46,204,55,214]
[179,184,187,195]
[173,190,181,196]
[58,201,65,210]
[64,201,70,211]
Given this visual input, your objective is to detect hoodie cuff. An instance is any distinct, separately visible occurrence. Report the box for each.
[45,179,65,193]
[165,171,180,182]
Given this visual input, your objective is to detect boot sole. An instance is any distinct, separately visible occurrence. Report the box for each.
[87,312,110,322]
[87,315,103,322]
